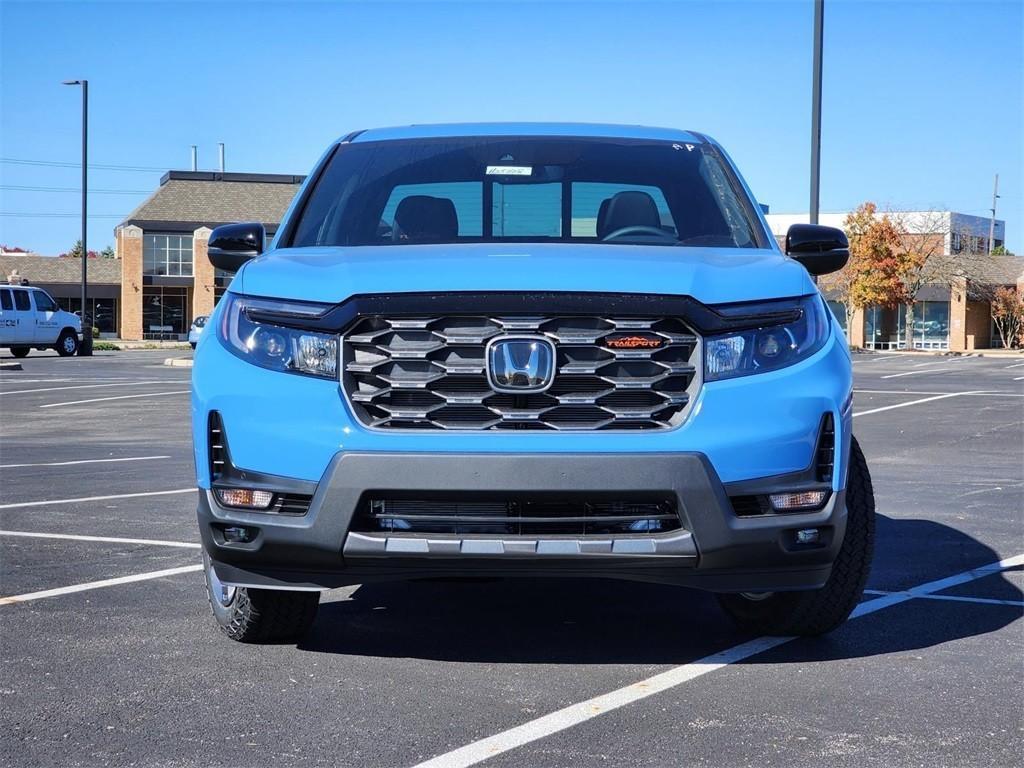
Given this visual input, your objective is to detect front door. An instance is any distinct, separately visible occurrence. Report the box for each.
[30,290,62,344]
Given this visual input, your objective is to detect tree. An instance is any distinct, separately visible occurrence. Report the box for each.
[100,245,115,258]
[837,203,913,340]
[60,240,100,259]
[989,287,1024,349]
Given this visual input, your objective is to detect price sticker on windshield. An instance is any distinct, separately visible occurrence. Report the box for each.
[486,165,533,176]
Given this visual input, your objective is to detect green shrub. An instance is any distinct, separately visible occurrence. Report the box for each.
[91,341,120,351]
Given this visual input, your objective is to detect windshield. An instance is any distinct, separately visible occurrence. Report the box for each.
[287,137,767,249]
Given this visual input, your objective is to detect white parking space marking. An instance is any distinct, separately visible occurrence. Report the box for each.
[410,554,1024,768]
[863,589,1023,608]
[854,389,1024,397]
[852,391,980,418]
[1004,362,1024,369]
[0,530,199,548]
[39,390,189,408]
[0,455,170,469]
[880,364,972,379]
[0,564,202,606]
[0,381,169,395]
[0,488,194,510]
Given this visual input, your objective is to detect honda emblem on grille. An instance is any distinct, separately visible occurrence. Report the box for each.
[486,336,556,393]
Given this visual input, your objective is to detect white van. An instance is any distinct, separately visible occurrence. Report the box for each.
[0,284,83,358]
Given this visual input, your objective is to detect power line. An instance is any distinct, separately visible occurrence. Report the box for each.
[0,212,124,218]
[1,185,150,195]
[1,157,167,172]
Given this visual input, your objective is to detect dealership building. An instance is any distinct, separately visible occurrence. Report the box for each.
[3,180,1021,349]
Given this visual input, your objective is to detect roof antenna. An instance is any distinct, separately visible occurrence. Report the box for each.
[218,143,225,173]
[190,145,197,172]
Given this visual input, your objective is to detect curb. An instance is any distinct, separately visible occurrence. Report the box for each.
[163,358,194,368]
[0,361,23,371]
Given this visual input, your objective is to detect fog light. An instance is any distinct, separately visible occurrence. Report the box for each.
[222,525,255,543]
[216,488,274,509]
[795,528,820,545]
[769,490,829,511]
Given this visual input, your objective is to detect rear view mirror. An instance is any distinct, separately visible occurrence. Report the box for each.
[785,224,850,276]
[208,222,265,272]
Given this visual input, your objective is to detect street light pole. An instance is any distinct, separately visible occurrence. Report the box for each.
[62,79,92,355]
[809,0,824,225]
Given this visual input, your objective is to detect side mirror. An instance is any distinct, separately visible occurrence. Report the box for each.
[785,224,850,276]
[208,222,265,272]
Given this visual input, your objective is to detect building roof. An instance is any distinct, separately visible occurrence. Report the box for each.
[1,254,122,285]
[969,252,1024,286]
[350,123,706,144]
[118,171,304,233]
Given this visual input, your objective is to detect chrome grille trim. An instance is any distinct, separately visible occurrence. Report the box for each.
[342,310,702,431]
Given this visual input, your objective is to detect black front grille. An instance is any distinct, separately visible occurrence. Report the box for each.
[342,314,700,430]
[729,495,772,517]
[354,497,682,536]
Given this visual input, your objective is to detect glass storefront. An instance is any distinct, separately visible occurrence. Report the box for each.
[142,286,190,340]
[55,297,118,336]
[864,302,949,350]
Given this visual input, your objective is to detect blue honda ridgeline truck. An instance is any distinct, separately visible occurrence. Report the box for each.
[192,123,874,643]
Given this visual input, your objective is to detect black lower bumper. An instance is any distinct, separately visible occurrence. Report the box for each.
[199,452,846,592]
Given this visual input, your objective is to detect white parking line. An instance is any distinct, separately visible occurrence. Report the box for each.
[39,390,189,408]
[0,381,168,395]
[853,389,1024,397]
[1004,362,1024,369]
[409,553,1024,768]
[852,391,980,418]
[863,589,1023,608]
[0,530,199,548]
[880,365,970,379]
[0,455,170,469]
[0,564,202,606]
[0,488,194,510]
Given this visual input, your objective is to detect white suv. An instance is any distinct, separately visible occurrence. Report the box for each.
[0,284,83,358]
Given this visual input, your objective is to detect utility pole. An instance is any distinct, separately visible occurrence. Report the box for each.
[988,173,999,254]
[809,0,824,225]
[62,78,92,355]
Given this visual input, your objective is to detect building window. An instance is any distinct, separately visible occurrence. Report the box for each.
[143,234,193,276]
[142,286,189,339]
[55,297,119,336]
[864,302,949,350]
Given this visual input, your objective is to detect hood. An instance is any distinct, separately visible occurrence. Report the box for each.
[232,243,815,306]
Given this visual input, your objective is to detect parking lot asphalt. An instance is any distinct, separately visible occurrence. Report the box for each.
[1,349,1022,768]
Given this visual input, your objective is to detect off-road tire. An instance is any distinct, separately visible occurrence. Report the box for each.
[55,330,79,357]
[10,346,30,358]
[717,435,875,636]
[203,552,319,643]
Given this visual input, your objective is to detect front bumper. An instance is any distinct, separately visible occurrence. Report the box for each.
[200,451,847,593]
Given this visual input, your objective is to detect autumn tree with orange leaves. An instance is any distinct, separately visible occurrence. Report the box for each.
[829,203,921,340]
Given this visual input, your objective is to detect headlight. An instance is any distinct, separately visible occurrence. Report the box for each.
[705,295,830,381]
[217,293,338,379]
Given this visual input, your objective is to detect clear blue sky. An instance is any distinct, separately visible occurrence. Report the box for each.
[1,0,1021,254]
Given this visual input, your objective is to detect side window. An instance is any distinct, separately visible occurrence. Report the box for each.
[32,291,57,312]
[570,183,674,238]
[12,289,31,311]
[0,289,12,311]
[380,182,483,239]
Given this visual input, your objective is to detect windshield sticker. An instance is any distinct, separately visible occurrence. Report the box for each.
[486,165,533,176]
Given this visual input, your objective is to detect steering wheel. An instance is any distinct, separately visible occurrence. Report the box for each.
[601,225,675,242]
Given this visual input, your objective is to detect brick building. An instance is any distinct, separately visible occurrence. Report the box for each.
[766,210,1021,351]
[114,171,303,340]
